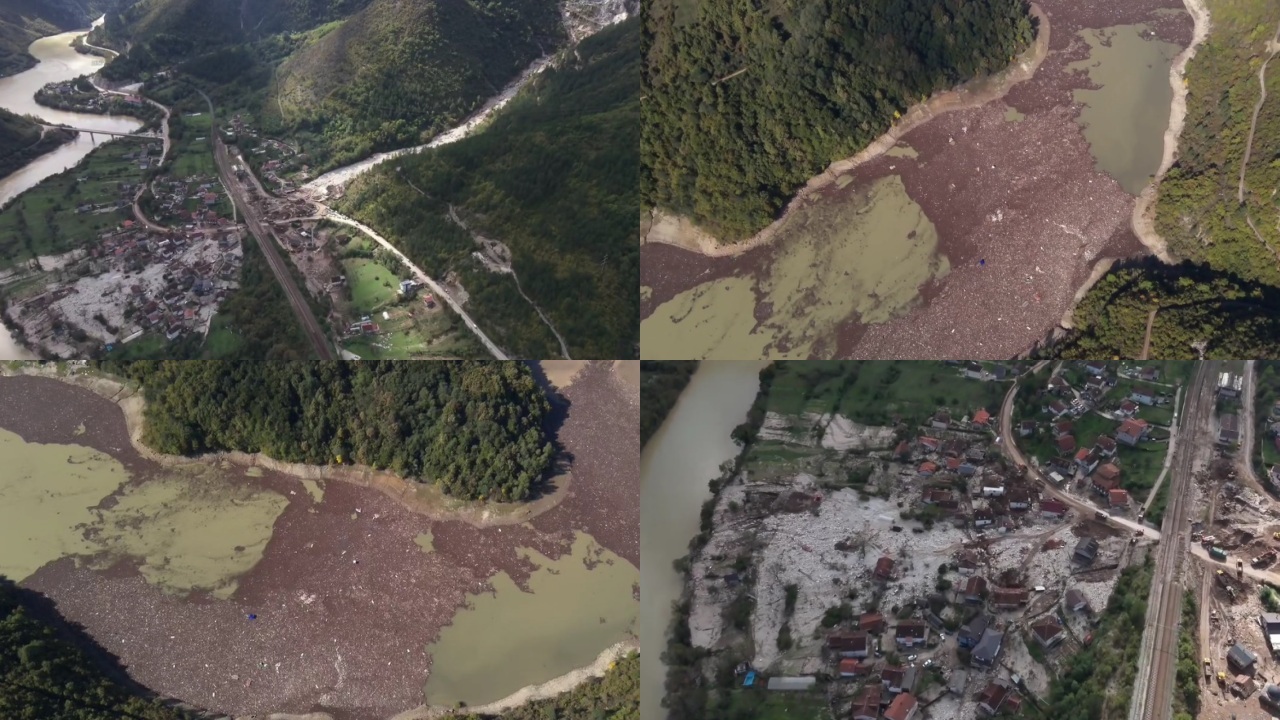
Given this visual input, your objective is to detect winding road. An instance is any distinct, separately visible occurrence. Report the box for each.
[1237,19,1280,205]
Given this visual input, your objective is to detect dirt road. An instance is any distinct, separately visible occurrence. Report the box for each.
[641,2,1052,258]
[1238,19,1280,204]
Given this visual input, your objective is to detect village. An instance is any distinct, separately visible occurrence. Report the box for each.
[676,360,1280,720]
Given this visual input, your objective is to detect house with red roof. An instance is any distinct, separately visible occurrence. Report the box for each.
[875,556,896,580]
[972,408,992,429]
[851,685,881,720]
[1040,499,1068,518]
[1117,419,1150,446]
[1056,435,1077,453]
[1109,488,1131,509]
[884,692,919,720]
[1095,435,1117,457]
[1092,463,1122,494]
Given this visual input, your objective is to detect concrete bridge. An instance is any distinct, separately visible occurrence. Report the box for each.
[38,124,159,143]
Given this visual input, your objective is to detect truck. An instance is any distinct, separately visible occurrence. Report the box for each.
[1095,511,1109,521]
[1210,546,1228,561]
[1204,658,1212,680]
[1255,551,1278,568]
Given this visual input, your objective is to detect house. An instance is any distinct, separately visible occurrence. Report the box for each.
[1019,419,1036,437]
[1048,455,1074,475]
[1116,419,1150,446]
[1040,499,1068,518]
[1029,616,1065,648]
[978,679,1014,715]
[919,436,941,452]
[1048,375,1070,394]
[963,576,988,603]
[1095,435,1118,457]
[894,440,911,460]
[860,612,887,634]
[1116,399,1139,418]
[992,587,1028,609]
[398,279,417,296]
[875,556,896,580]
[1085,361,1107,376]
[1075,448,1100,475]
[895,619,928,648]
[1218,372,1244,398]
[1139,366,1161,382]
[972,629,1004,666]
[1007,488,1033,511]
[839,659,873,678]
[959,614,992,649]
[1233,674,1257,698]
[851,685,881,720]
[1074,537,1100,565]
[766,676,816,691]
[1092,463,1121,494]
[828,631,870,658]
[1052,420,1074,438]
[973,408,992,429]
[918,461,939,477]
[1228,643,1259,674]
[1219,414,1240,445]
[957,550,980,575]
[1261,614,1280,655]
[1046,400,1070,418]
[973,509,995,528]
[980,478,1006,497]
[1065,588,1090,613]
[884,692,919,720]
[1056,435,1077,453]
[1130,386,1158,406]
[881,665,916,694]
[931,412,952,430]
[1108,489,1131,509]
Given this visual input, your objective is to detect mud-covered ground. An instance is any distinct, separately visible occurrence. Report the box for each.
[0,362,638,720]
[641,0,1192,359]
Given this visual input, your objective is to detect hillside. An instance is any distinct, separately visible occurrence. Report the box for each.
[0,107,75,181]
[642,0,1035,240]
[338,17,638,359]
[0,577,190,720]
[0,0,122,76]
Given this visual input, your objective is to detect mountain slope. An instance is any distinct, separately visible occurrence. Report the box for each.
[0,0,122,77]
[0,107,75,182]
[338,17,639,359]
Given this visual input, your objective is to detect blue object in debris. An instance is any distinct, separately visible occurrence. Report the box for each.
[744,671,756,687]
[979,259,986,266]
[247,614,257,620]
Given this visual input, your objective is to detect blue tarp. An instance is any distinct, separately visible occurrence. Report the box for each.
[743,671,756,687]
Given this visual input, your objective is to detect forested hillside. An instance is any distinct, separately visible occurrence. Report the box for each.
[0,107,75,180]
[1153,0,1280,285]
[640,360,697,447]
[642,0,1035,240]
[339,18,638,359]
[1045,261,1280,359]
[0,0,124,76]
[0,577,190,720]
[485,652,638,720]
[100,361,556,501]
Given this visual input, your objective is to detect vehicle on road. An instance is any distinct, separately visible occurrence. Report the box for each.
[1095,511,1109,520]
[1210,546,1228,561]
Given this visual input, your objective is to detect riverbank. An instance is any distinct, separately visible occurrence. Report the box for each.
[641,2,1051,258]
[1131,0,1211,262]
[0,361,573,529]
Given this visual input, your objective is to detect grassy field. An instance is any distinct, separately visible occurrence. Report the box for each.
[169,112,217,178]
[0,141,145,269]
[342,258,400,311]
[763,361,1007,425]
[717,689,829,720]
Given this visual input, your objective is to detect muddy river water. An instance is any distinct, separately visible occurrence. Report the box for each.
[639,362,765,720]
[0,18,143,359]
[641,0,1193,359]
[0,363,638,719]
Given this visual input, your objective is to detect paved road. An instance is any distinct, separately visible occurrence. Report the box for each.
[190,86,333,359]
[1131,360,1218,720]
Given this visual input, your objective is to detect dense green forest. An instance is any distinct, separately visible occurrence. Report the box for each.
[1033,560,1153,720]
[99,361,556,501]
[0,108,75,181]
[642,0,1034,240]
[1153,0,1280,285]
[339,18,638,359]
[0,577,190,720]
[99,0,564,172]
[640,360,697,447]
[483,653,639,720]
[1046,261,1280,359]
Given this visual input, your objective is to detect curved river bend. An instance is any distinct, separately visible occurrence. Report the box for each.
[0,19,142,359]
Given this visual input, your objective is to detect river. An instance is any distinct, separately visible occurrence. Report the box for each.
[0,17,142,359]
[639,361,767,720]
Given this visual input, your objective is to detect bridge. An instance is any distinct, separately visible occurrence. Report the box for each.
[38,124,159,143]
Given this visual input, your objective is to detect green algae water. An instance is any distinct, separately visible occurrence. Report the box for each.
[0,428,127,581]
[423,532,638,707]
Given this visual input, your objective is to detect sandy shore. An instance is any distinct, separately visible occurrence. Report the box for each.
[1130,0,1210,262]
[641,3,1052,258]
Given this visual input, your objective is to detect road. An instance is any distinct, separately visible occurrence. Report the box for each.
[1240,359,1267,491]
[1131,360,1218,720]
[1238,19,1280,204]
[88,77,174,233]
[190,86,333,360]
[320,210,509,360]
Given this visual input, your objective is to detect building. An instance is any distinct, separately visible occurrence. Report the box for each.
[884,692,919,720]
[978,679,1014,715]
[1092,463,1121,494]
[875,556,896,580]
[1108,488,1131,509]
[1065,588,1091,613]
[398,279,418,296]
[1130,386,1158,406]
[959,614,992,649]
[1219,372,1244,398]
[1040,499,1068,518]
[973,408,992,429]
[827,631,870,659]
[1046,399,1070,418]
[895,619,929,648]
[766,676,816,691]
[1219,414,1240,445]
[851,685,881,720]
[881,665,914,693]
[1008,488,1033,511]
[1029,616,1064,648]
[931,412,952,430]
[1116,399,1139,418]
[860,612,887,634]
[1095,435,1117,456]
[1228,643,1258,674]
[972,629,1004,666]
[1019,419,1036,437]
[839,659,872,678]
[1262,614,1280,655]
[1052,420,1074,438]
[1116,419,1150,446]
[1074,537,1100,565]
[1055,435,1077,454]
[1085,361,1107,376]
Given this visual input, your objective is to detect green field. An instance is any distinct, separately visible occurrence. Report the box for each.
[342,258,400,311]
[168,112,217,177]
[0,141,145,268]
[717,689,829,720]
[763,361,1007,427]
